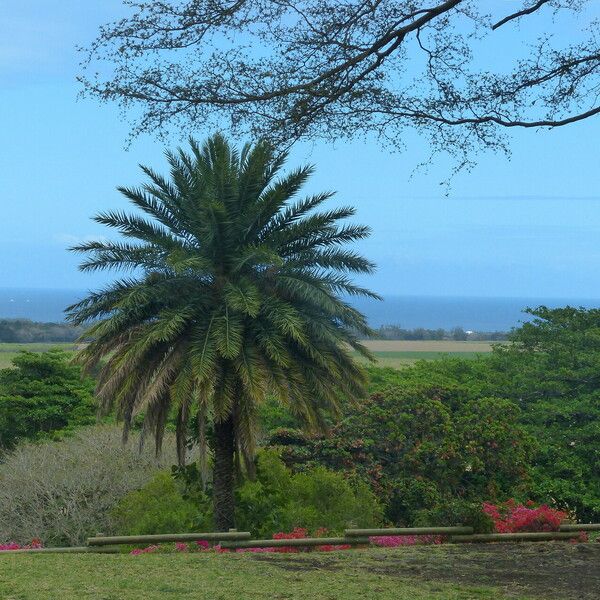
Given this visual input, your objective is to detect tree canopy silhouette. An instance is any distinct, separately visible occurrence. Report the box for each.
[81,1,600,169]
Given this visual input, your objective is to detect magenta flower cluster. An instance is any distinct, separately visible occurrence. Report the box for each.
[0,539,42,552]
[369,534,443,547]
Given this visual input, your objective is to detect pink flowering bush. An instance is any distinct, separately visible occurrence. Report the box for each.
[0,539,42,552]
[370,534,443,547]
[130,539,212,555]
[129,500,588,557]
[483,500,568,533]
[130,544,159,556]
[174,542,188,552]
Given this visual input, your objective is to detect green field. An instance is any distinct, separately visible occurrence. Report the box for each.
[1,542,596,600]
[353,340,497,368]
[0,343,76,369]
[0,546,548,600]
[0,340,495,370]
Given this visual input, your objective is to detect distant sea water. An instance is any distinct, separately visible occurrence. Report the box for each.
[1,288,599,332]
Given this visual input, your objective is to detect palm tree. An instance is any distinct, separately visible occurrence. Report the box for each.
[68,134,378,530]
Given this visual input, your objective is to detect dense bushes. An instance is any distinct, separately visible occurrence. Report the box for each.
[1,305,596,542]
[376,307,600,521]
[272,385,532,525]
[261,306,599,524]
[0,351,96,449]
[112,451,382,538]
[0,426,176,546]
[112,472,211,536]
[235,451,382,537]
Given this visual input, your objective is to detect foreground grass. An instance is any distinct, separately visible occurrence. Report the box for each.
[0,549,532,600]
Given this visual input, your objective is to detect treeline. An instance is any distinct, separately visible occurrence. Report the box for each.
[375,325,508,341]
[0,319,85,343]
[0,320,509,343]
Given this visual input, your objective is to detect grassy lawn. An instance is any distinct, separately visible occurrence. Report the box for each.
[1,543,597,600]
[0,547,538,600]
[352,340,498,368]
[0,343,76,368]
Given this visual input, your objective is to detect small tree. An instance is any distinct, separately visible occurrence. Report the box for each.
[68,134,377,529]
[0,350,95,449]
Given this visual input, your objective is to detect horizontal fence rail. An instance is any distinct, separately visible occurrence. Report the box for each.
[449,532,582,543]
[345,526,474,537]
[3,522,597,555]
[87,531,252,546]
[559,523,600,532]
[2,546,120,554]
[220,536,370,550]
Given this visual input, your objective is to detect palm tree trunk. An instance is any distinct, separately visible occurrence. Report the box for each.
[213,415,236,531]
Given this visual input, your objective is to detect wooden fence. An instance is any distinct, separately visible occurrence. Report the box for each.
[1,523,596,555]
[87,530,251,547]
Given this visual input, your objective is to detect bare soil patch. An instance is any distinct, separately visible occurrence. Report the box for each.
[251,543,600,599]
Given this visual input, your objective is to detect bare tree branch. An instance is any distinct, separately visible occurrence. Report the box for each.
[492,0,550,31]
[79,0,600,170]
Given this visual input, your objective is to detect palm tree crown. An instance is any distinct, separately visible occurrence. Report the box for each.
[68,134,378,529]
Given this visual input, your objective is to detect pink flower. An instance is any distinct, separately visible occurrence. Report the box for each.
[370,535,442,547]
[175,542,188,552]
[483,501,567,533]
[0,540,44,552]
[130,544,159,555]
[316,544,352,552]
[196,540,210,550]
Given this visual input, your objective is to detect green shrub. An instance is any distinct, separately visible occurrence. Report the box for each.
[257,395,302,438]
[235,450,383,537]
[112,472,212,535]
[415,499,495,533]
[120,450,382,538]
[286,468,382,533]
[0,350,96,449]
[378,306,600,521]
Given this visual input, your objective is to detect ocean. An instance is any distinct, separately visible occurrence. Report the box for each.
[0,288,599,332]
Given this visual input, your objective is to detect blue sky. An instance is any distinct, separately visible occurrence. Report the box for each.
[2,1,600,298]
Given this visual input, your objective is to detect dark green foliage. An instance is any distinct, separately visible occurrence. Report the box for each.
[415,499,495,534]
[0,351,96,449]
[490,307,600,521]
[357,306,600,521]
[272,384,533,525]
[257,395,302,439]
